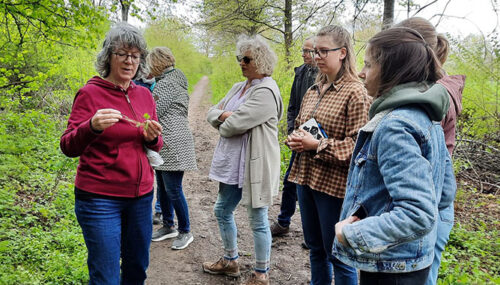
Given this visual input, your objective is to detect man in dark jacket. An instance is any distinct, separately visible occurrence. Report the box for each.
[271,37,317,238]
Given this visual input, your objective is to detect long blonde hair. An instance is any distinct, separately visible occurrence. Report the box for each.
[315,25,359,83]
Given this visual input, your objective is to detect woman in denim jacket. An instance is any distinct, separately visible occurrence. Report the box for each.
[395,18,466,285]
[332,27,456,284]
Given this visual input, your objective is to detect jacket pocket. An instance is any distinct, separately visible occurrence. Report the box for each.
[250,156,262,184]
[348,203,368,220]
[353,203,368,220]
[109,144,138,184]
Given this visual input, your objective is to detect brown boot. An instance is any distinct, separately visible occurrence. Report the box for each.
[202,257,240,277]
[270,221,289,237]
[243,272,270,285]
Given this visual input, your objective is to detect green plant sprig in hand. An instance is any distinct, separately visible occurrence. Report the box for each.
[121,113,151,130]
[143,113,150,131]
[121,114,143,128]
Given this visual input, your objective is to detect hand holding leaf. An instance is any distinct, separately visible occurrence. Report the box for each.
[143,120,162,142]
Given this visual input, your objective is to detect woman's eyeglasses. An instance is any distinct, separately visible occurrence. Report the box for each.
[113,52,141,64]
[236,55,253,64]
[314,47,343,59]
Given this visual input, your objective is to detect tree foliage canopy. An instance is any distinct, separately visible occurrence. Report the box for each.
[0,0,107,106]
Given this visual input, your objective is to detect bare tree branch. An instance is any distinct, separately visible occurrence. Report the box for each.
[411,0,438,16]
[259,33,281,44]
[434,0,453,27]
[239,10,284,34]
[262,0,284,12]
[326,0,345,25]
[352,0,371,42]
[292,0,332,34]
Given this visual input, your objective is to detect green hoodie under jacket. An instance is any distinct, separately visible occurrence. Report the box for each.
[369,82,450,121]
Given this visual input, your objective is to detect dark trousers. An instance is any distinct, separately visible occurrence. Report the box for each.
[277,151,297,228]
[360,267,430,285]
[297,185,358,285]
[156,170,191,233]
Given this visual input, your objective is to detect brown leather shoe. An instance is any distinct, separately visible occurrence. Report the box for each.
[270,221,290,237]
[202,257,240,277]
[243,272,270,285]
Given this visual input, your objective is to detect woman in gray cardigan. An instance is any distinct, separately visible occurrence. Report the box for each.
[147,47,197,250]
[202,35,283,285]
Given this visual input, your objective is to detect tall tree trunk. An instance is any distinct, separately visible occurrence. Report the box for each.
[382,0,395,30]
[120,0,130,22]
[284,0,292,68]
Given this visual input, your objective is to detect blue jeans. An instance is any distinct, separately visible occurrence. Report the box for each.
[156,170,190,233]
[75,191,153,285]
[214,182,272,273]
[154,198,161,214]
[297,185,358,285]
[277,151,297,228]
[426,203,454,285]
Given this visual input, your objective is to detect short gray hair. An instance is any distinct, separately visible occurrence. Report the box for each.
[95,22,148,79]
[236,35,277,76]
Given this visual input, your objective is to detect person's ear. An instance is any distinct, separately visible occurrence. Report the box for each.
[339,47,347,61]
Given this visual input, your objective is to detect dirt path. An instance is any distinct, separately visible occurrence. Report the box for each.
[147,76,310,285]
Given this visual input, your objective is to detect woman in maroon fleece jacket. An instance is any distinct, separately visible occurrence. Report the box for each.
[60,23,163,284]
[395,17,466,285]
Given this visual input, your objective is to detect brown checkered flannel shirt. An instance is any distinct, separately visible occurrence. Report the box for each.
[287,76,372,198]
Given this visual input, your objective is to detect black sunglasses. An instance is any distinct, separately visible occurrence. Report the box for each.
[236,55,253,64]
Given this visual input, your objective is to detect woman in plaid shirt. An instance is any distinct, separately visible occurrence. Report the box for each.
[286,25,371,285]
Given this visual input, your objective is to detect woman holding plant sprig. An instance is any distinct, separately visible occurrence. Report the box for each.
[60,22,163,284]
[147,47,197,250]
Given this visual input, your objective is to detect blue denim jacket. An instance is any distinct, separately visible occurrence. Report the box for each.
[332,84,456,273]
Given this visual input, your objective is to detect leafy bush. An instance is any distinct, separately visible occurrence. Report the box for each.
[439,222,500,284]
[0,109,86,284]
[0,3,106,282]
[447,34,499,142]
